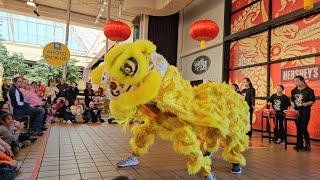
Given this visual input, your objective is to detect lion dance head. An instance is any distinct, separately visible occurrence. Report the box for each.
[91,40,168,128]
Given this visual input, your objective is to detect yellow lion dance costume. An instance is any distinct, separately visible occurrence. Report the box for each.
[92,40,250,179]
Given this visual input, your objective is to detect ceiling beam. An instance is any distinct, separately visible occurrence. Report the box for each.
[1,0,133,29]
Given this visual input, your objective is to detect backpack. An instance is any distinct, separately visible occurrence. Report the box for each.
[0,163,17,180]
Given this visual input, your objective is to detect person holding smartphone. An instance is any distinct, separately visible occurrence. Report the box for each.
[291,76,315,151]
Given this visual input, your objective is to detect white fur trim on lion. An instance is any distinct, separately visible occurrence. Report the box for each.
[151,52,168,75]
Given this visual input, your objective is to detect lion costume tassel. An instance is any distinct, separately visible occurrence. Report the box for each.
[91,40,250,179]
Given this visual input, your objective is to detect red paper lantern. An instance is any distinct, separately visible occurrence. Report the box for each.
[104,20,131,43]
[189,20,219,49]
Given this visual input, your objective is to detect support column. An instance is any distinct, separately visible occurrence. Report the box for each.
[105,0,111,54]
[176,9,184,72]
[139,14,149,40]
[63,0,71,79]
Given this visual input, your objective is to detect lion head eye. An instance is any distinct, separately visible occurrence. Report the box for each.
[109,81,118,90]
[121,57,138,76]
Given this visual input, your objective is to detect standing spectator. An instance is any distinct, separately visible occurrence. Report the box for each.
[37,81,46,98]
[291,76,315,151]
[267,85,291,144]
[231,84,241,94]
[84,83,95,107]
[56,78,68,100]
[67,82,79,103]
[18,72,25,78]
[45,81,59,105]
[8,77,44,136]
[241,78,256,139]
[1,80,10,102]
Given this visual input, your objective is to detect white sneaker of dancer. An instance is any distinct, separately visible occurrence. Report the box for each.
[117,155,139,167]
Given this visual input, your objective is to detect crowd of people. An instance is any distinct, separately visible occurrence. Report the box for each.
[0,73,107,178]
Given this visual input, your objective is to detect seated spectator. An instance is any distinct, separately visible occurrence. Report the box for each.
[8,77,44,136]
[0,102,36,145]
[46,103,58,125]
[0,113,23,154]
[0,137,13,157]
[0,150,22,168]
[70,99,84,123]
[55,98,64,110]
[0,152,23,180]
[30,81,39,94]
[20,79,47,130]
[83,101,102,124]
[59,100,73,124]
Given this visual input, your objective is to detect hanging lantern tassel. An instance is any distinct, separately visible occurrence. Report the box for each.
[200,40,206,49]
[304,0,313,10]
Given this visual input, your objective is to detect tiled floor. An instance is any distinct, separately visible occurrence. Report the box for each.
[14,123,320,180]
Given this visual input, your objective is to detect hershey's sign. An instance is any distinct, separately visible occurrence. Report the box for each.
[281,64,320,82]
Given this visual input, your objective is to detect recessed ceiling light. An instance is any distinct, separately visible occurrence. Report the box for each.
[27,0,36,7]
[104,1,107,5]
[101,9,104,11]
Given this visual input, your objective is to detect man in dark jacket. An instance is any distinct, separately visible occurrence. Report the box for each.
[66,82,79,103]
[56,78,69,99]
[8,77,44,136]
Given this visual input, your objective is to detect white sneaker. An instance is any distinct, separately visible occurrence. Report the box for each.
[205,172,216,180]
[66,120,72,124]
[63,120,67,124]
[117,155,139,167]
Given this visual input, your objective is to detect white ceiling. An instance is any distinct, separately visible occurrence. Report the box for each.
[0,0,135,29]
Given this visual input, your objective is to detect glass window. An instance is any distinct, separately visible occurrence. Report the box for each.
[230,31,268,68]
[231,0,269,34]
[271,15,320,61]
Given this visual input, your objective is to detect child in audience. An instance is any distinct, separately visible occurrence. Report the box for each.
[59,100,72,124]
[55,99,65,121]
[70,99,84,123]
[0,102,35,146]
[46,103,58,125]
[0,113,23,154]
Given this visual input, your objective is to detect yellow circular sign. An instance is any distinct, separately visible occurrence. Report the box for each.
[42,42,70,67]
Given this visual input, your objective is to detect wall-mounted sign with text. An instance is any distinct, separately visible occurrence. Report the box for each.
[42,42,70,67]
[191,55,211,74]
[281,64,320,82]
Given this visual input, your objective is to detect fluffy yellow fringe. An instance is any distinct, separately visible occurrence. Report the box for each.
[92,40,250,174]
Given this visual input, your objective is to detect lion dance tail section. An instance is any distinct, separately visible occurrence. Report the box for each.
[194,82,250,166]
